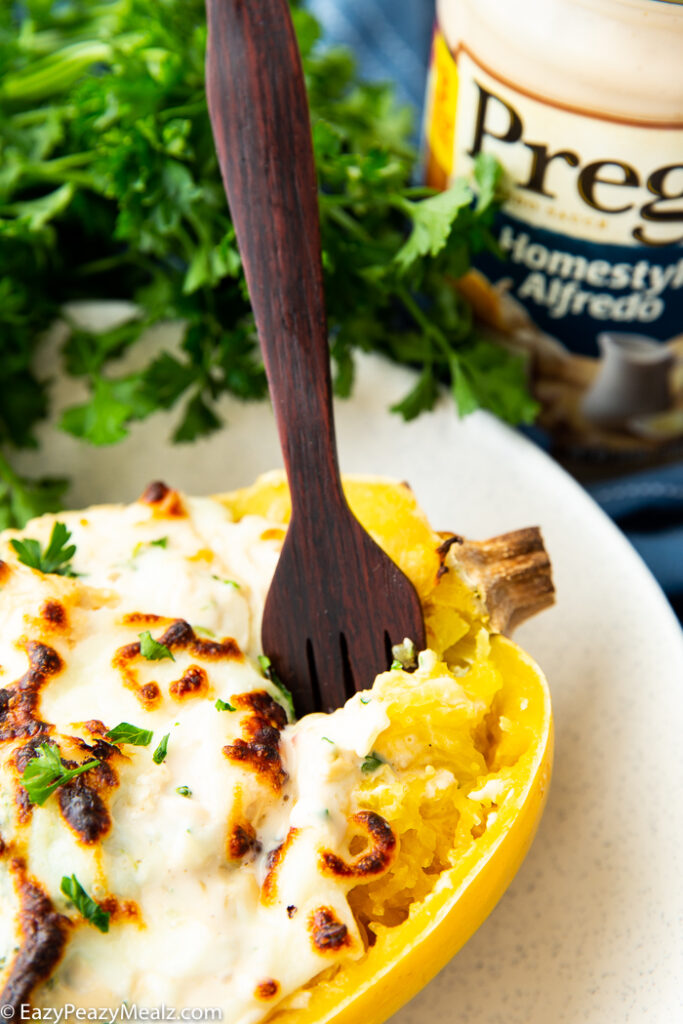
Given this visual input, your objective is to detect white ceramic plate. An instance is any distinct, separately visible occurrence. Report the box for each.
[15,323,683,1023]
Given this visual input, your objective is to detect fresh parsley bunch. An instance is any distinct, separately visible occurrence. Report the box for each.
[0,0,537,528]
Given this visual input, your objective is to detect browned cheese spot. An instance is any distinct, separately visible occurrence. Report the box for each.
[120,612,168,627]
[309,907,350,953]
[139,481,186,518]
[0,641,62,744]
[261,827,300,904]
[286,905,297,918]
[227,821,261,861]
[0,559,10,584]
[320,811,396,880]
[113,620,242,709]
[223,691,288,793]
[56,748,119,846]
[38,600,68,631]
[0,859,70,1012]
[169,665,208,701]
[254,979,280,1001]
[99,895,142,924]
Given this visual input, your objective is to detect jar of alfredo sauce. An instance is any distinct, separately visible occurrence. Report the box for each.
[423,0,683,468]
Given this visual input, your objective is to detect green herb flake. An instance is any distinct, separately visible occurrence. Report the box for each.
[361,753,384,774]
[359,696,371,704]
[258,655,296,722]
[176,786,192,798]
[212,575,241,589]
[10,522,77,577]
[390,660,403,671]
[321,736,334,744]
[194,625,216,638]
[60,875,110,933]
[133,537,168,556]
[215,698,236,712]
[105,723,153,747]
[22,744,100,806]
[152,733,170,764]
[138,630,175,662]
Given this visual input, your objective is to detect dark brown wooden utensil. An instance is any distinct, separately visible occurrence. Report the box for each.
[205,0,425,716]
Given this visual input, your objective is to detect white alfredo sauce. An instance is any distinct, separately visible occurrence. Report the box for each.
[0,491,393,1023]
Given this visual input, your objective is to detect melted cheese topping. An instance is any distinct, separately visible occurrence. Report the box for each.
[0,488,399,1021]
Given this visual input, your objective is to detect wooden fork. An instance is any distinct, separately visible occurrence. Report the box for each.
[205,0,425,715]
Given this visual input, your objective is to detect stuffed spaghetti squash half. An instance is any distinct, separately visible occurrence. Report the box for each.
[0,474,553,1024]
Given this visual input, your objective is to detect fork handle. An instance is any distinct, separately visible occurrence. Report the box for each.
[205,0,344,515]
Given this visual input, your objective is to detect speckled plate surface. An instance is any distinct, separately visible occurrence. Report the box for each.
[16,314,683,1023]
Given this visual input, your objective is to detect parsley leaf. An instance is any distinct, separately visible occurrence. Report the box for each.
[394,181,474,274]
[258,655,296,722]
[105,723,154,747]
[176,785,192,797]
[138,631,175,662]
[215,698,236,712]
[10,522,76,577]
[152,734,170,764]
[22,744,100,806]
[361,753,384,774]
[60,875,110,933]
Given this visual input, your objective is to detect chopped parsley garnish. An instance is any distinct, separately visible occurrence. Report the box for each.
[105,723,154,747]
[215,698,236,712]
[152,733,170,764]
[60,875,110,933]
[360,696,371,704]
[22,744,100,806]
[133,537,168,556]
[176,786,192,798]
[391,638,418,671]
[212,575,241,589]
[10,522,77,577]
[390,660,403,671]
[138,630,175,662]
[361,753,384,774]
[194,625,216,638]
[321,736,334,744]
[258,655,296,722]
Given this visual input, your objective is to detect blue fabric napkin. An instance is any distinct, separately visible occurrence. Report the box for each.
[308,0,683,624]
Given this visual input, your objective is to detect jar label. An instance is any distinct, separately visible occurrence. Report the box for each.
[424,28,683,457]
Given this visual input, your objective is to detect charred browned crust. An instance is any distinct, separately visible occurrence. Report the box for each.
[139,481,186,518]
[224,691,288,793]
[227,821,261,861]
[441,527,555,634]
[99,896,142,924]
[261,827,300,904]
[170,665,208,701]
[309,907,350,953]
[0,642,62,743]
[113,620,242,708]
[320,812,396,880]
[120,612,168,627]
[37,601,68,632]
[57,778,111,845]
[0,860,69,1012]
[0,560,10,585]
[254,979,280,1001]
